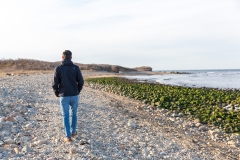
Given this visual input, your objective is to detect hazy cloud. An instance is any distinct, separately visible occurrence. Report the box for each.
[0,0,240,69]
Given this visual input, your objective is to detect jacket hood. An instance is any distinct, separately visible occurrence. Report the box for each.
[62,59,73,66]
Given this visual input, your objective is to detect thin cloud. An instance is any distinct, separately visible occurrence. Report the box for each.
[0,0,240,69]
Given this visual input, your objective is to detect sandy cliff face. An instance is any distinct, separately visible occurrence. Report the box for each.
[0,59,152,73]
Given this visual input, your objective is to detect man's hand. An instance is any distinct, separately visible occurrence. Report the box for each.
[78,86,83,94]
[55,91,59,97]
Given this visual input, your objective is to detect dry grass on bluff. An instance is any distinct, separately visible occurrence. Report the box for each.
[0,59,152,76]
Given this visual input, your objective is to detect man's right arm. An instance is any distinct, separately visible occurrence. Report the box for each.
[76,67,84,94]
[52,67,60,97]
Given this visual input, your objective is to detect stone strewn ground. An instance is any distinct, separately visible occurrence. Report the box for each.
[0,74,239,159]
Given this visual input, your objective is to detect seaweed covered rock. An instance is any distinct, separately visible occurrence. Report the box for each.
[85,77,240,133]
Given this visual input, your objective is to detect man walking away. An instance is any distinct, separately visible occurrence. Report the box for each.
[52,50,84,142]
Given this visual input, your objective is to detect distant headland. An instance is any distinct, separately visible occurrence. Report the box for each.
[0,58,153,76]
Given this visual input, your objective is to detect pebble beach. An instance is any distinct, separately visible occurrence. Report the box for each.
[0,73,240,159]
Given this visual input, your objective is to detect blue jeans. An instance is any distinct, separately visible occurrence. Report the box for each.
[60,95,79,138]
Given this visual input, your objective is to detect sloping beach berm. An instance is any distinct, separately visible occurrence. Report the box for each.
[0,72,239,159]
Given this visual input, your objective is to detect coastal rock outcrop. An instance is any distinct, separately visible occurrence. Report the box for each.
[133,66,153,71]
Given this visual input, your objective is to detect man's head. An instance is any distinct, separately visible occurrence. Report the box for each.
[62,50,72,60]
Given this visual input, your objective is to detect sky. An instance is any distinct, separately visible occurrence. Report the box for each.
[0,0,240,70]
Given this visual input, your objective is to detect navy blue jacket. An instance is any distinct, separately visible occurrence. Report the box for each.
[52,59,84,97]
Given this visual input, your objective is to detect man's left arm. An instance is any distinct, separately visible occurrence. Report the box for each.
[52,67,60,97]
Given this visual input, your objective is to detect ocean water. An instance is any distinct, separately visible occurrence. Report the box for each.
[125,69,240,89]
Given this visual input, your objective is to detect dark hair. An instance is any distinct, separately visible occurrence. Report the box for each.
[62,50,72,59]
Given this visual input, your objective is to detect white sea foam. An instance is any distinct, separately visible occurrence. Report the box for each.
[125,70,240,89]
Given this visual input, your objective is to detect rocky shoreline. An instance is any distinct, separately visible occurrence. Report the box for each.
[0,73,239,159]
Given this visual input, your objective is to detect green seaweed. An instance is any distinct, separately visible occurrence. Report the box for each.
[86,77,240,133]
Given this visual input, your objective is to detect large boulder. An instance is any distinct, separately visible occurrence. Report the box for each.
[133,66,152,71]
